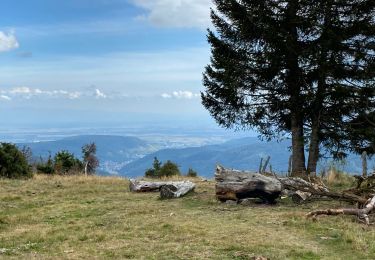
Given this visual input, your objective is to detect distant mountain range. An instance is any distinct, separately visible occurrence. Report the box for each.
[119,137,291,177]
[17,135,373,178]
[120,138,374,178]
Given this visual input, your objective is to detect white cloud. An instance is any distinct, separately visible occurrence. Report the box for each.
[131,0,212,28]
[161,90,200,99]
[0,31,19,53]
[68,91,81,99]
[0,48,210,99]
[1,87,82,100]
[9,86,31,94]
[0,95,11,101]
[161,93,172,98]
[95,89,107,99]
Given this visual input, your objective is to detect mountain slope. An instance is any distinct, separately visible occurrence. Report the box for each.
[120,138,291,177]
[120,137,373,178]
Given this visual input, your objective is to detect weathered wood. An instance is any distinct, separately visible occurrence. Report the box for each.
[129,179,195,199]
[292,190,312,204]
[160,182,195,199]
[215,165,282,203]
[278,176,329,193]
[129,179,166,192]
[262,156,271,173]
[307,194,375,225]
[288,155,293,177]
[278,176,368,204]
[258,158,263,174]
[362,151,368,177]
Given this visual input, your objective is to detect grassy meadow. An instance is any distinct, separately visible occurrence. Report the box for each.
[0,175,374,259]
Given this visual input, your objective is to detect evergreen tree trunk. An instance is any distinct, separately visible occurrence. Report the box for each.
[291,114,306,176]
[307,1,332,175]
[307,119,320,175]
[286,0,306,177]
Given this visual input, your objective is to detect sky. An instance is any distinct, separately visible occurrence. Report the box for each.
[0,0,217,128]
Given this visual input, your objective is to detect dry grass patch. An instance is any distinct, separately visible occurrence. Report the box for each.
[0,175,374,259]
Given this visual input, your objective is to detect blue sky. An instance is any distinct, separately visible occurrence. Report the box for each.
[0,0,216,128]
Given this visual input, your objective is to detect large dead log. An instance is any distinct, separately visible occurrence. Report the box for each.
[129,179,195,199]
[215,165,282,203]
[129,179,167,192]
[160,182,196,199]
[215,166,364,204]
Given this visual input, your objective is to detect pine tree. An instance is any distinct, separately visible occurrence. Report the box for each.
[202,0,312,176]
[202,0,375,176]
[304,0,375,173]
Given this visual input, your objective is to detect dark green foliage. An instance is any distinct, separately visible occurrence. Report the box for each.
[304,0,375,161]
[82,143,99,175]
[203,0,375,175]
[0,143,32,179]
[186,168,198,177]
[153,157,162,172]
[36,154,54,174]
[160,160,181,177]
[145,157,161,178]
[54,151,83,175]
[144,157,180,178]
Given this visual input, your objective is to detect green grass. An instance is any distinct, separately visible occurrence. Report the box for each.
[0,175,374,259]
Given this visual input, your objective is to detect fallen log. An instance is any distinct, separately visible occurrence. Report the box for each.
[277,177,368,204]
[160,182,196,199]
[129,179,167,192]
[129,179,195,199]
[215,165,282,203]
[306,174,375,224]
[307,194,375,225]
[215,165,364,204]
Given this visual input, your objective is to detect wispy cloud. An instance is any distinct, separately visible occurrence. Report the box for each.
[0,48,209,97]
[1,87,83,100]
[131,0,212,28]
[0,95,11,101]
[161,90,200,100]
[0,30,19,53]
[95,89,107,99]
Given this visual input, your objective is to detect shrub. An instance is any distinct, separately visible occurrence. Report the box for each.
[159,160,181,177]
[186,168,198,177]
[144,157,180,178]
[36,155,54,174]
[54,150,83,175]
[145,157,161,178]
[0,143,32,179]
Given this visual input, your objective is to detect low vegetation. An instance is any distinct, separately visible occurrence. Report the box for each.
[186,168,198,177]
[145,157,181,178]
[35,143,99,176]
[1,175,375,259]
[145,157,199,179]
[0,143,32,179]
